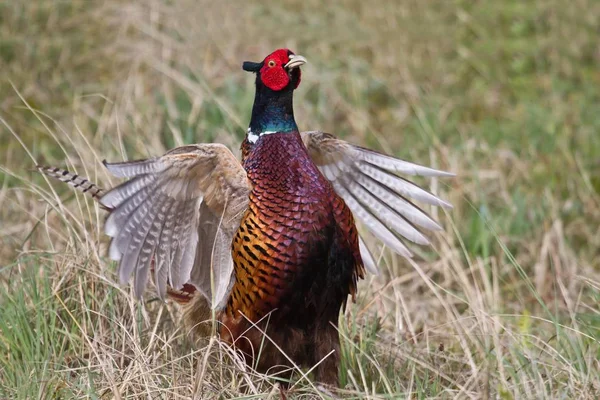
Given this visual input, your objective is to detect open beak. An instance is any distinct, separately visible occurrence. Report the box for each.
[284,54,307,69]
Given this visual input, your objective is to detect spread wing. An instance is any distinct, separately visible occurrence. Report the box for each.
[301,131,453,272]
[99,144,250,308]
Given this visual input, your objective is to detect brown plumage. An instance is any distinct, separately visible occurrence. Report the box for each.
[37,48,453,387]
[220,131,364,382]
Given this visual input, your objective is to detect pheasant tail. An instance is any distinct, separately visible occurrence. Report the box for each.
[37,165,106,205]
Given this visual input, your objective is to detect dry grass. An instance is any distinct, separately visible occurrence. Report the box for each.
[1,0,599,398]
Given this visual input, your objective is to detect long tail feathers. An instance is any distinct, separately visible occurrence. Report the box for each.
[37,165,110,210]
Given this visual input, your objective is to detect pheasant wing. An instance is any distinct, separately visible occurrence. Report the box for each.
[100,144,249,309]
[301,131,453,272]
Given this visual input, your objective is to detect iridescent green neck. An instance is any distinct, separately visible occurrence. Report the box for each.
[248,78,297,142]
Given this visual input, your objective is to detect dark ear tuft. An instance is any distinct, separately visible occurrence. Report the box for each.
[242,61,262,72]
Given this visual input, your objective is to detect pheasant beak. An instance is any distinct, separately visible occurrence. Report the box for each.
[284,55,307,69]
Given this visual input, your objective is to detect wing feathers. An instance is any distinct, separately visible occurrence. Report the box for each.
[352,169,443,231]
[102,158,161,178]
[212,227,235,308]
[104,180,156,238]
[100,144,249,305]
[101,174,157,210]
[358,162,453,209]
[133,194,172,297]
[342,174,430,245]
[117,192,158,286]
[302,130,453,272]
[358,236,378,275]
[169,198,201,289]
[333,182,413,258]
[155,200,179,299]
[108,184,156,262]
[357,147,455,177]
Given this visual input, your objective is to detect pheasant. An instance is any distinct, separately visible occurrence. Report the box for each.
[38,48,453,386]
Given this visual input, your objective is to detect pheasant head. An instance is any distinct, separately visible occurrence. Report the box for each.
[243,49,307,142]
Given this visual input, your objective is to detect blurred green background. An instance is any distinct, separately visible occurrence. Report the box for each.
[1,0,599,398]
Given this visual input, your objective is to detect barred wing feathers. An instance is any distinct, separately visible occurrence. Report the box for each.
[301,131,453,272]
[100,144,250,308]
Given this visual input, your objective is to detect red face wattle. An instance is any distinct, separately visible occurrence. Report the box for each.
[260,49,302,91]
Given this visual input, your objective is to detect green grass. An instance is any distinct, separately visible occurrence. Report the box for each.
[1,0,599,398]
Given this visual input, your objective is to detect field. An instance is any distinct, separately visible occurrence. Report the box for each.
[1,0,599,398]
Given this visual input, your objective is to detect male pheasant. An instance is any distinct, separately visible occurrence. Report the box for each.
[39,48,453,386]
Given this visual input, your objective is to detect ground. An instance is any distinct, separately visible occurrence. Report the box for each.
[0,0,599,398]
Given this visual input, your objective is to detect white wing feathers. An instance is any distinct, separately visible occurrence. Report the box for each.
[358,236,378,274]
[302,131,453,264]
[99,144,249,308]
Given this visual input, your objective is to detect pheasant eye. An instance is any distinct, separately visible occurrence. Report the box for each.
[267,60,276,68]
